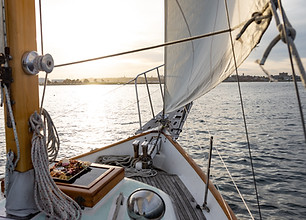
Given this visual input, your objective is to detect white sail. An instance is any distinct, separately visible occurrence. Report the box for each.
[164,0,271,113]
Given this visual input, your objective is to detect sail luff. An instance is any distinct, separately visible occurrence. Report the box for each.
[164,0,271,113]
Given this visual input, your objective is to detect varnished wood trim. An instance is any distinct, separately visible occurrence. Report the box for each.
[4,0,39,172]
[165,134,237,220]
[56,165,124,208]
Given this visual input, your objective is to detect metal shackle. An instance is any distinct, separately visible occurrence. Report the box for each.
[22,51,54,75]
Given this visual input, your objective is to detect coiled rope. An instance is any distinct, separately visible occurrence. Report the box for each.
[96,155,157,178]
[41,108,60,162]
[30,111,81,220]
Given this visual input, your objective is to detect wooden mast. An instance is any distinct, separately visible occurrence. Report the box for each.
[4,0,39,172]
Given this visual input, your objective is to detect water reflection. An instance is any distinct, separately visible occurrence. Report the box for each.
[0,82,305,219]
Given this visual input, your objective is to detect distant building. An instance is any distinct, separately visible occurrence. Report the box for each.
[223,74,269,82]
[272,72,291,81]
[223,72,301,82]
[38,78,45,84]
[271,72,301,82]
[51,79,65,84]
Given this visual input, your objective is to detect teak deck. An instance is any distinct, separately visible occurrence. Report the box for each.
[131,171,206,220]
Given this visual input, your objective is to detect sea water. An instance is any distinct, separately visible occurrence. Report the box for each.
[0,82,305,219]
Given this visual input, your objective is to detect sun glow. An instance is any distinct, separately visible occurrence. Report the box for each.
[36,0,306,80]
[37,0,164,79]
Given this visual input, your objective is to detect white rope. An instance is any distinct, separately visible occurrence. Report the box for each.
[125,168,157,178]
[96,155,157,178]
[30,111,81,220]
[214,145,254,220]
[196,113,254,219]
[41,108,60,162]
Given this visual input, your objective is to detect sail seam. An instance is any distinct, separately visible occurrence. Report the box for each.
[174,0,195,93]
[209,0,221,83]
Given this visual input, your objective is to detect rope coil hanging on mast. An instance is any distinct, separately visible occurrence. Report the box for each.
[30,111,81,220]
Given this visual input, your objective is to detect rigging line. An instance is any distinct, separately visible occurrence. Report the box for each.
[214,145,255,220]
[54,28,232,68]
[195,111,241,220]
[198,113,234,220]
[38,0,48,116]
[38,0,44,55]
[277,0,306,143]
[224,0,262,219]
[162,0,167,119]
[40,74,48,116]
[198,110,250,219]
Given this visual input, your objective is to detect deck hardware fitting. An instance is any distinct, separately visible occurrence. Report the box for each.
[22,51,54,75]
[200,136,213,213]
[112,192,124,220]
[132,140,140,158]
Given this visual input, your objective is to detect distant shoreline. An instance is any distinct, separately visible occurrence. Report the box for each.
[39,76,164,86]
[40,73,301,85]
[40,81,301,86]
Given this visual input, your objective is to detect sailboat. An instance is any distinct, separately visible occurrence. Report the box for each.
[0,0,305,219]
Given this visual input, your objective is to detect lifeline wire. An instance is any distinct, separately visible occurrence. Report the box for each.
[224,0,262,219]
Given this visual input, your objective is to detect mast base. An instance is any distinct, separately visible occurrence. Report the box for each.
[5,169,38,217]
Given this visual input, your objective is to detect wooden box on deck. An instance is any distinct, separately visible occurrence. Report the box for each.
[55,163,124,208]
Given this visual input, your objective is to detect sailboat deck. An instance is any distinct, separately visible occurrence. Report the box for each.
[129,171,206,220]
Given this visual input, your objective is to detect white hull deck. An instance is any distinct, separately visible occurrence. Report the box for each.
[71,131,235,220]
[0,131,235,220]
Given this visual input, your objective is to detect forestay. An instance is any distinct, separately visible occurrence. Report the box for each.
[164,0,271,113]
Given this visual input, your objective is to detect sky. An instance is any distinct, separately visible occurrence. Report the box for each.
[36,0,306,80]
